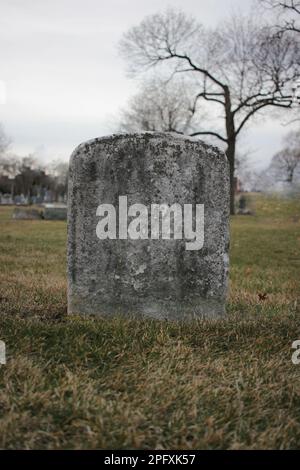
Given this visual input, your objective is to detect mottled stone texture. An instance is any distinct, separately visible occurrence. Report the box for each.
[68,132,230,320]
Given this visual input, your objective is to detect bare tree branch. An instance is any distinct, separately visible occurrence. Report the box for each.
[189,130,228,142]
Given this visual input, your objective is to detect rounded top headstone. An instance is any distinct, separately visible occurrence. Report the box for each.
[67,132,229,320]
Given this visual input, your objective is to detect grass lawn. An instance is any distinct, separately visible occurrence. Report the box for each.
[0,194,300,449]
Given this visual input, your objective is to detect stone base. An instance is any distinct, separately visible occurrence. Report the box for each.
[68,295,226,320]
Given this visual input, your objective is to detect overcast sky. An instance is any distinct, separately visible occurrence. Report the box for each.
[0,0,297,169]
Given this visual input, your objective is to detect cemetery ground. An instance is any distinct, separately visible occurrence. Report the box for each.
[0,194,300,450]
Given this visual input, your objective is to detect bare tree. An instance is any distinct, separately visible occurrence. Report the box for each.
[271,147,300,181]
[119,9,299,213]
[260,2,300,120]
[260,1,300,35]
[284,126,300,148]
[0,154,20,178]
[269,128,300,182]
[119,77,203,134]
[47,160,69,201]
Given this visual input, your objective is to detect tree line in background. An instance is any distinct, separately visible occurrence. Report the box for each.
[0,125,68,205]
[1,121,298,205]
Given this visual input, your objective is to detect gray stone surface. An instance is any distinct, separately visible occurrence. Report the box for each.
[68,132,230,320]
[43,204,67,220]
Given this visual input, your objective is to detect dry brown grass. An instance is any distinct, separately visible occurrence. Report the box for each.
[0,194,300,449]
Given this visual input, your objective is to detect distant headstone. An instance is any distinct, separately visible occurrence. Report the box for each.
[236,194,253,215]
[67,133,230,320]
[12,207,42,220]
[43,204,67,220]
[1,194,13,205]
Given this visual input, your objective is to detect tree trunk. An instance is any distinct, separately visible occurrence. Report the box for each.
[224,86,236,215]
[226,139,236,215]
[287,169,294,183]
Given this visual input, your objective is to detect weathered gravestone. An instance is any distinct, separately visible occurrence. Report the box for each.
[43,204,67,221]
[12,207,42,220]
[68,132,230,320]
